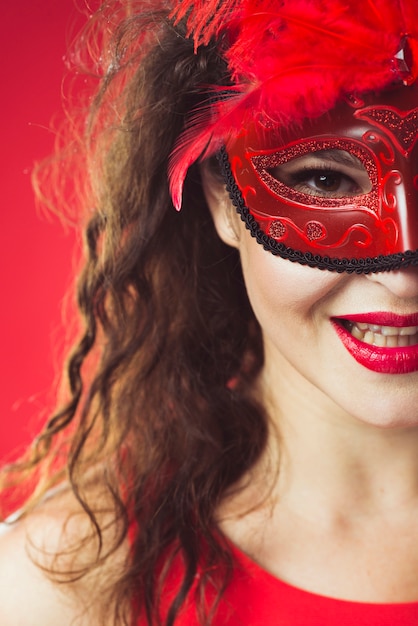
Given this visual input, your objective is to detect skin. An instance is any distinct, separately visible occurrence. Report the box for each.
[0,483,127,625]
[203,166,418,603]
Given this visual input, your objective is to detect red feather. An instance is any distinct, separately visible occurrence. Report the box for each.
[170,0,242,48]
[168,0,418,208]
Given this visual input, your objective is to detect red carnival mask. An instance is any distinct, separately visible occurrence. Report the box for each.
[221,83,418,272]
[168,0,418,272]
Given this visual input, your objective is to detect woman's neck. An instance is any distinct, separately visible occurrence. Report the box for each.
[217,355,418,603]
[259,352,418,519]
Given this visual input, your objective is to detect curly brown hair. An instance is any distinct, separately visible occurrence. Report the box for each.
[1,2,268,624]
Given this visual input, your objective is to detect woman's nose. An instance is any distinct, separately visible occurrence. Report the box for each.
[365,264,418,299]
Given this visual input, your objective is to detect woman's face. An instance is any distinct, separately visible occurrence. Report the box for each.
[203,83,418,430]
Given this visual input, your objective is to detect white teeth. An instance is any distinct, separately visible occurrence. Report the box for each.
[374,333,386,347]
[400,326,417,336]
[351,325,365,340]
[347,322,418,348]
[364,330,374,345]
[381,326,400,336]
[387,335,398,347]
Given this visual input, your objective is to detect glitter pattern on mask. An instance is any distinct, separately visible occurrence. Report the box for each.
[306,221,326,241]
[269,220,286,239]
[355,106,418,155]
[251,139,378,211]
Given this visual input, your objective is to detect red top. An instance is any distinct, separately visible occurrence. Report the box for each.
[139,542,418,625]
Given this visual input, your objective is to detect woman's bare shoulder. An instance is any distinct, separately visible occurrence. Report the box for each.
[0,486,126,626]
[0,516,81,626]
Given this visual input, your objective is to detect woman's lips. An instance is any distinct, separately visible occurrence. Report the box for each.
[331,313,418,374]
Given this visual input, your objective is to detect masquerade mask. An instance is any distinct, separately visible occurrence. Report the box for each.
[221,83,418,272]
[168,0,418,271]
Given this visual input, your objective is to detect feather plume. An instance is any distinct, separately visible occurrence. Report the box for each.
[168,0,418,208]
[170,0,243,48]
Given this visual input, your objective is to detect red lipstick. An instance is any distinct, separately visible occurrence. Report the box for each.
[331,313,418,374]
[338,312,418,327]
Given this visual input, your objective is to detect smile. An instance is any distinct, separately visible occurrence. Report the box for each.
[331,313,418,374]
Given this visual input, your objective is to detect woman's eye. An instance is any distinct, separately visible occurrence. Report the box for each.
[268,149,372,199]
[295,170,360,196]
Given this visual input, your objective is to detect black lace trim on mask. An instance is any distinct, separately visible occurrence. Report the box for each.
[216,147,418,274]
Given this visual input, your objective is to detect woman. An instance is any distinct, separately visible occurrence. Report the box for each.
[2,0,418,624]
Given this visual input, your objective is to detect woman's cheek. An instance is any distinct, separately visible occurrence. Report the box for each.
[239,235,343,336]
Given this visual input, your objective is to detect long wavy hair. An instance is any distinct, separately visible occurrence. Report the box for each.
[1,2,268,624]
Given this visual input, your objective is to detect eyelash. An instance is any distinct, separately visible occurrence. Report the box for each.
[285,163,358,195]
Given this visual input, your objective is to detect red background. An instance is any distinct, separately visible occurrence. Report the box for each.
[0,2,86,463]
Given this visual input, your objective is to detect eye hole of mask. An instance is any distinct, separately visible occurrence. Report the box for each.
[267,149,372,199]
[247,140,378,210]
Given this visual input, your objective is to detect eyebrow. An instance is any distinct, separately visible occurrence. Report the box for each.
[313,149,365,171]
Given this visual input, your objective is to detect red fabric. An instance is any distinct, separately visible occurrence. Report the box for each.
[138,541,418,625]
